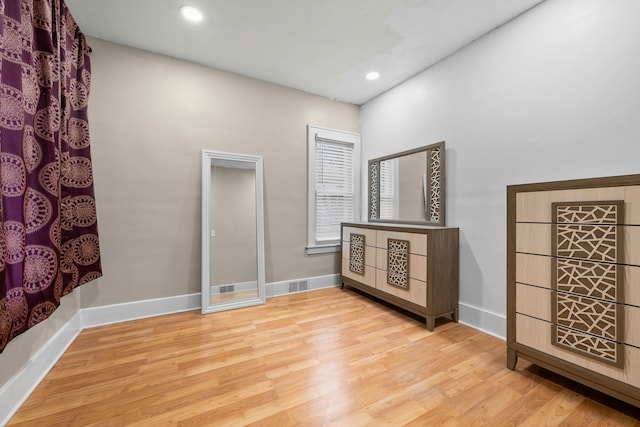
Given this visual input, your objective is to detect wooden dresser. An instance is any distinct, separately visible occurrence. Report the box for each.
[507,174,640,407]
[340,222,459,331]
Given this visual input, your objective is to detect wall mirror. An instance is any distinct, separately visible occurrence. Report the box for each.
[368,141,445,226]
[201,150,266,314]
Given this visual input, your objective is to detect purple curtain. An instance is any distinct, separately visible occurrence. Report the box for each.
[0,0,101,352]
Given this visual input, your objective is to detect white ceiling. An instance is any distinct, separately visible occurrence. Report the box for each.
[65,0,544,105]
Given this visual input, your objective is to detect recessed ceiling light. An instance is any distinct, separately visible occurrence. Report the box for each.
[366,71,380,80]
[180,5,203,22]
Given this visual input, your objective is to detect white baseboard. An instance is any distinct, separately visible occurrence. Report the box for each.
[266,273,340,298]
[0,311,83,427]
[82,293,201,329]
[458,302,506,340]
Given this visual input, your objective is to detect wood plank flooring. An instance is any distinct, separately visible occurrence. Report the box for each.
[8,288,640,426]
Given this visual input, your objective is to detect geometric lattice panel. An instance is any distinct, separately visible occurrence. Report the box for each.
[556,224,618,263]
[556,258,617,301]
[556,325,618,364]
[556,293,617,340]
[552,201,624,367]
[369,161,379,220]
[427,146,441,223]
[556,204,619,224]
[349,233,365,275]
[555,200,623,263]
[387,239,409,288]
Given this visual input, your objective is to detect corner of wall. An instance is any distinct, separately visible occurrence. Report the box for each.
[0,311,83,426]
[458,302,506,340]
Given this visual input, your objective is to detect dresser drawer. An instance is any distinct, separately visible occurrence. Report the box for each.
[342,241,375,268]
[515,185,640,224]
[516,223,640,266]
[375,249,426,282]
[341,259,375,288]
[516,314,640,388]
[375,269,427,307]
[516,253,640,307]
[376,230,427,256]
[343,226,377,244]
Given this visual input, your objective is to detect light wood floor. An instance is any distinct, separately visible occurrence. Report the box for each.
[9,288,640,426]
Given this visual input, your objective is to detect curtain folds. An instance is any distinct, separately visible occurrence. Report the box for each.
[0,0,102,352]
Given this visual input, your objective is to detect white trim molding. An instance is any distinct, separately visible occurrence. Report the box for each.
[82,293,201,329]
[304,244,340,255]
[457,301,506,340]
[266,274,341,298]
[0,311,82,427]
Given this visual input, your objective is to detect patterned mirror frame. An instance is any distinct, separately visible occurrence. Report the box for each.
[368,141,445,226]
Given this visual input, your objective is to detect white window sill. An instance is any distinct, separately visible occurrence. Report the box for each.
[306,244,340,255]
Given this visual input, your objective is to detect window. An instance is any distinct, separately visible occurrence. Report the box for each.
[378,158,398,220]
[307,125,360,254]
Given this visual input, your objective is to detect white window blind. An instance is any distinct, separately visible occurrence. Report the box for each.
[314,137,354,243]
[379,159,395,219]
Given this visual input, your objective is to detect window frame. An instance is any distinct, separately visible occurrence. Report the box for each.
[306,125,361,254]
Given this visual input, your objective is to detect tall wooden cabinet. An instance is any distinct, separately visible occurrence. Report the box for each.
[507,174,640,407]
[341,222,459,331]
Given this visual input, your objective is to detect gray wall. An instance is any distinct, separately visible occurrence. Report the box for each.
[0,37,359,388]
[0,294,80,392]
[361,0,640,337]
[80,37,360,308]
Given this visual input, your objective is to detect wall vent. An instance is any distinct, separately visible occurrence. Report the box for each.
[264,273,340,298]
[221,285,234,293]
[288,282,298,293]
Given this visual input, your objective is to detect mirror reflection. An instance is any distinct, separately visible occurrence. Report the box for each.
[201,151,265,314]
[378,151,428,222]
[210,165,258,304]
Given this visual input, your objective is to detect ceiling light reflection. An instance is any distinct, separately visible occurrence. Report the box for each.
[180,5,203,22]
[366,71,380,80]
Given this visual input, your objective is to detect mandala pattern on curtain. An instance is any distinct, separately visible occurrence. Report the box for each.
[0,0,102,352]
